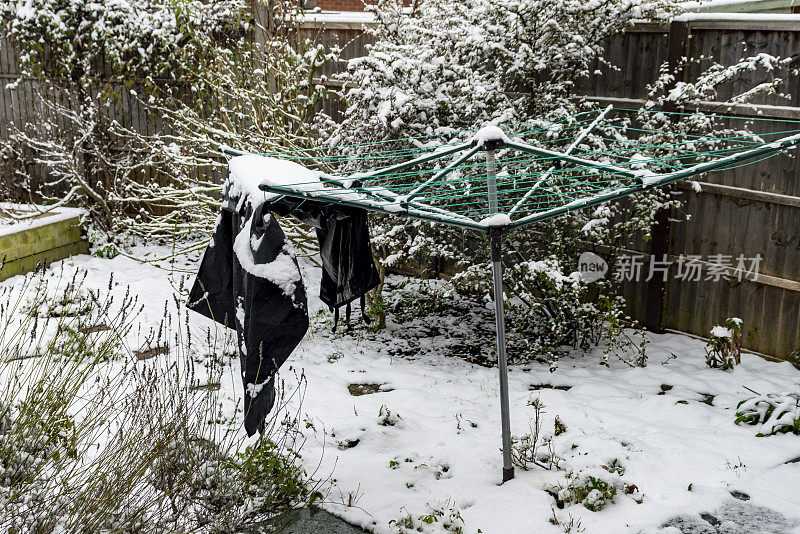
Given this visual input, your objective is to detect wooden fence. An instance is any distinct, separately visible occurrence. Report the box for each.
[579,16,800,364]
[2,13,799,362]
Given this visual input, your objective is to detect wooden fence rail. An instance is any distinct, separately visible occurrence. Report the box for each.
[2,13,799,363]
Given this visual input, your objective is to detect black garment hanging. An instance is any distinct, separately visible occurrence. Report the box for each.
[187,193,380,436]
[270,198,380,329]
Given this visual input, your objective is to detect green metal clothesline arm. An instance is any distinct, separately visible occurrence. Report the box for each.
[509,105,614,216]
[256,183,487,232]
[349,142,473,181]
[504,139,640,180]
[508,131,800,230]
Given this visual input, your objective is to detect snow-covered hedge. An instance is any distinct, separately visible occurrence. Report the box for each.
[1,0,248,89]
[1,0,334,255]
[326,0,798,365]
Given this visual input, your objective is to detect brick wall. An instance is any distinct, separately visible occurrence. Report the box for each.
[312,0,366,11]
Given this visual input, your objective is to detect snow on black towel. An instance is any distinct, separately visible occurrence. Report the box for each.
[187,197,308,436]
[187,155,379,436]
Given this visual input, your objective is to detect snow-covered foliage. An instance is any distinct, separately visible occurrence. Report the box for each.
[552,470,620,512]
[326,0,799,365]
[1,0,334,255]
[735,393,800,436]
[705,317,742,369]
[390,502,465,534]
[0,267,321,531]
[329,0,676,142]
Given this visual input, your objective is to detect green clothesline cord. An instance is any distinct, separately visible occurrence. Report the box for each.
[275,129,794,197]
[507,149,789,216]
[264,125,598,168]
[611,124,799,146]
[316,123,799,175]
[275,143,786,220]
[281,123,787,170]
[358,134,792,188]
[239,106,799,223]
[230,106,797,163]
[255,107,796,159]
[616,106,800,124]
[297,138,791,216]
[284,138,788,204]
[448,147,789,214]
[377,149,787,218]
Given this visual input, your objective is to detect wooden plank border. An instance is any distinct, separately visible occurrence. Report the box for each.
[677,181,800,209]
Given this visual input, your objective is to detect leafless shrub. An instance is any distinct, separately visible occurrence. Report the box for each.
[0,264,326,532]
[511,398,561,471]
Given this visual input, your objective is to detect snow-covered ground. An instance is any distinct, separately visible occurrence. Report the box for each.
[6,248,800,534]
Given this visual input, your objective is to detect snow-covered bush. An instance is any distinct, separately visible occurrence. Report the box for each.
[0,267,322,531]
[735,393,800,437]
[327,0,797,365]
[329,0,676,142]
[705,318,742,370]
[1,0,334,255]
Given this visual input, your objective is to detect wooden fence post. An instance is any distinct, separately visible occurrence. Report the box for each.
[644,19,689,333]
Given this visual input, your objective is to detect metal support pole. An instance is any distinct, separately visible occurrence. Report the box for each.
[486,149,514,483]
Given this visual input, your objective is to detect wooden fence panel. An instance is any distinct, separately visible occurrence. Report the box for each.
[583,19,800,363]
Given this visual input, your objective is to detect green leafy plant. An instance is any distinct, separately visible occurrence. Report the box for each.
[706,318,742,369]
[326,351,344,363]
[552,468,641,512]
[390,503,465,533]
[735,393,800,436]
[555,474,617,512]
[378,405,402,427]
